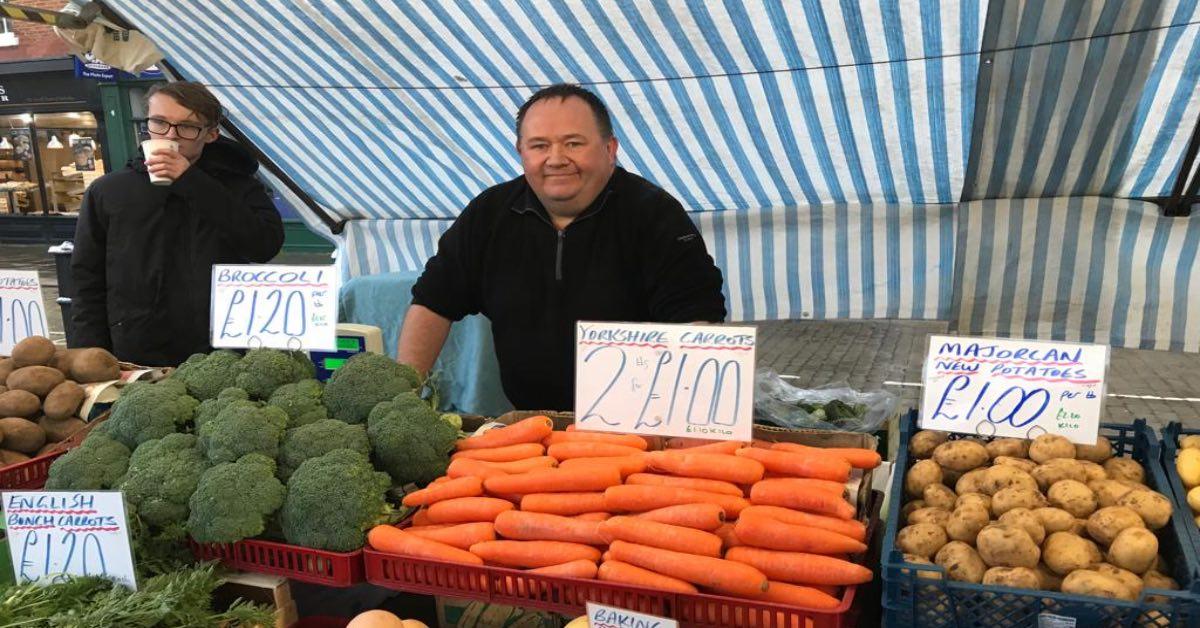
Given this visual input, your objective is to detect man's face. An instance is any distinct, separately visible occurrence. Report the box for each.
[517,96,617,217]
[147,93,218,163]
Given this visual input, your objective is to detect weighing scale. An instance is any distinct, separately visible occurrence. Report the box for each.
[309,323,384,381]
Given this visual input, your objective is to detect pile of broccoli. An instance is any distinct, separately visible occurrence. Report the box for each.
[187,454,285,544]
[368,391,458,486]
[98,379,199,449]
[171,350,243,400]
[324,352,422,424]
[277,419,369,481]
[44,432,131,490]
[280,449,393,551]
[268,379,328,428]
[119,433,209,530]
[236,349,315,400]
[197,401,288,464]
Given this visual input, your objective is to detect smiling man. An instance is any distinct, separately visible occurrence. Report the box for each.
[399,83,726,410]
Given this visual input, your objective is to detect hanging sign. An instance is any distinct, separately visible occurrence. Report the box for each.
[3,490,138,589]
[0,270,49,356]
[210,265,339,352]
[586,603,678,628]
[920,335,1108,445]
[574,321,756,441]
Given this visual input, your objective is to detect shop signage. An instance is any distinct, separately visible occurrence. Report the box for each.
[586,603,677,628]
[210,264,339,352]
[73,54,164,81]
[0,270,49,356]
[3,490,138,589]
[919,335,1108,445]
[574,321,756,441]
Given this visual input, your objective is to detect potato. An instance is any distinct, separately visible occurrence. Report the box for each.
[1029,434,1076,464]
[1142,570,1178,591]
[1031,459,1088,491]
[991,487,1047,517]
[0,358,13,383]
[1070,518,1089,536]
[901,554,942,580]
[909,430,948,459]
[998,508,1046,545]
[1181,435,1200,451]
[897,523,949,558]
[907,507,951,528]
[992,456,1037,473]
[1047,480,1097,518]
[932,440,990,473]
[923,484,957,511]
[37,416,84,443]
[1074,436,1114,463]
[42,381,84,421]
[975,524,1040,568]
[0,450,29,465]
[49,348,71,376]
[941,468,964,487]
[1117,490,1172,530]
[10,336,55,368]
[986,438,1029,460]
[1188,486,1200,513]
[1090,479,1135,508]
[946,505,990,544]
[980,465,1039,496]
[0,389,39,418]
[36,442,59,457]
[1095,563,1144,598]
[5,366,65,398]
[905,460,943,498]
[934,541,987,583]
[0,417,45,454]
[1042,531,1102,575]
[1033,507,1076,534]
[900,500,927,522]
[0,385,6,394]
[1061,570,1136,601]
[982,566,1040,589]
[69,348,120,384]
[1035,563,1063,591]
[955,468,988,495]
[956,493,991,512]
[1107,527,1158,573]
[1178,448,1200,489]
[1103,458,1145,485]
[1086,506,1145,546]
[1077,460,1107,483]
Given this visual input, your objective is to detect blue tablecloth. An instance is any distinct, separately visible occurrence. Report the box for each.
[338,271,512,417]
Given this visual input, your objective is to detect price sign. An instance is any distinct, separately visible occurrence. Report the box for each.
[211,265,339,352]
[920,335,1108,444]
[0,270,49,356]
[574,321,756,441]
[3,490,137,589]
[586,603,678,628]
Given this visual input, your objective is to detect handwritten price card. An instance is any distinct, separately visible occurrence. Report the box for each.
[586,603,678,628]
[0,270,49,356]
[920,335,1108,444]
[574,321,756,441]
[210,265,339,352]
[3,491,137,589]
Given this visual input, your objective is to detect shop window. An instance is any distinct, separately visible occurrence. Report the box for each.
[0,114,42,214]
[0,20,16,48]
[34,112,104,215]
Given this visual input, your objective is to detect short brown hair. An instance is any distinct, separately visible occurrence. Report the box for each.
[147,81,223,127]
[516,83,612,139]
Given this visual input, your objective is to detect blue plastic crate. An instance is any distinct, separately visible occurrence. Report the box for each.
[882,411,1200,627]
[1161,422,1200,578]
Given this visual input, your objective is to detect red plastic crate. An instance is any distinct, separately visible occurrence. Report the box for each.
[0,451,65,489]
[189,538,364,587]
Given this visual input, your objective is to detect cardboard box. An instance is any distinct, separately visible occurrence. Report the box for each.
[436,596,562,628]
[213,572,295,628]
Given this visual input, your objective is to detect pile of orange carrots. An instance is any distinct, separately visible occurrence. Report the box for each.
[367,416,879,610]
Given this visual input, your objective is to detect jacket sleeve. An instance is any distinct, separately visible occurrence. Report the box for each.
[170,166,284,263]
[411,202,481,321]
[642,192,728,323]
[69,185,112,350]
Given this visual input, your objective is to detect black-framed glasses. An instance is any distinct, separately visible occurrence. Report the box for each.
[147,117,208,140]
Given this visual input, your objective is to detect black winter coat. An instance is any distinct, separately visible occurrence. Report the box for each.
[70,137,284,366]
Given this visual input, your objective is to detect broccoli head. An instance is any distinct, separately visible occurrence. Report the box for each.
[267,379,328,428]
[45,432,131,490]
[367,391,456,486]
[235,349,316,400]
[194,387,256,430]
[98,379,198,449]
[277,419,370,481]
[197,401,288,464]
[324,352,422,424]
[171,350,244,401]
[280,449,392,551]
[187,453,285,544]
[118,433,209,530]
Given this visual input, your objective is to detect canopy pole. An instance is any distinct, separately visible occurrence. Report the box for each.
[1163,110,1200,217]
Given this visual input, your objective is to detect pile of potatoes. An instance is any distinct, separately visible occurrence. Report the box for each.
[1172,435,1200,525]
[0,336,120,464]
[897,429,1181,602]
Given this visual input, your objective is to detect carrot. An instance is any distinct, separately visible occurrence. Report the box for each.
[725,547,873,585]
[494,511,607,545]
[634,503,725,531]
[543,431,648,450]
[426,497,514,524]
[521,492,608,516]
[600,516,723,557]
[749,479,856,519]
[734,448,851,482]
[755,477,846,496]
[402,476,484,507]
[604,485,750,518]
[559,455,647,477]
[574,512,612,522]
[482,456,559,473]
[626,473,744,497]
[451,443,545,463]
[446,458,510,480]
[469,540,601,568]
[367,526,482,565]
[714,523,741,549]
[598,560,698,593]
[429,476,452,486]
[456,415,554,450]
[740,505,865,542]
[528,559,599,579]
[483,466,622,495]
[547,442,644,460]
[412,509,432,526]
[734,514,866,554]
[753,581,841,610]
[405,522,496,550]
[608,540,769,597]
[644,451,765,484]
[770,442,881,469]
[679,440,746,454]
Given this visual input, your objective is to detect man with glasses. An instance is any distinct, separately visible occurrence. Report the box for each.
[70,81,284,366]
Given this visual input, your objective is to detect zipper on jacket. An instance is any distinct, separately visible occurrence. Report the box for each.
[555,230,565,281]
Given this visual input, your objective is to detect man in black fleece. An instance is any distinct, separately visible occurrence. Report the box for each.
[70,82,283,366]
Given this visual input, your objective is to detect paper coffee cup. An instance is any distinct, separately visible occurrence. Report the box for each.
[141,138,179,186]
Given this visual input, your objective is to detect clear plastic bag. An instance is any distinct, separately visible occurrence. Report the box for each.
[753,369,897,433]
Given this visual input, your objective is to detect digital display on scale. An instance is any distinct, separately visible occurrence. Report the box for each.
[312,335,367,381]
